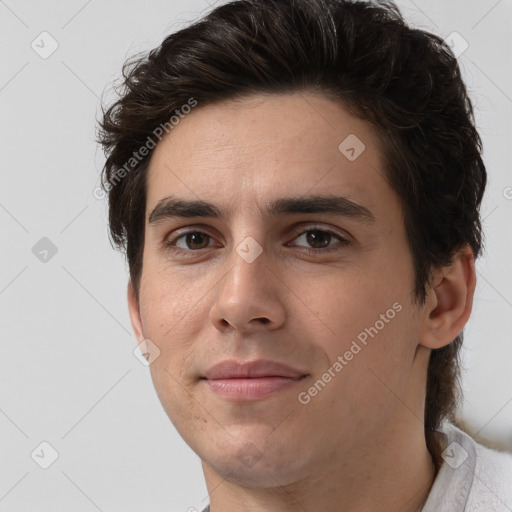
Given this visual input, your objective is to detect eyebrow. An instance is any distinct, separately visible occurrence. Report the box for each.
[148,194,376,225]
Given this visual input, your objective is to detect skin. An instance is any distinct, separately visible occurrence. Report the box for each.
[127,92,476,512]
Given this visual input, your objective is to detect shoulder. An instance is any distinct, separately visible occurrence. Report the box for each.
[467,428,512,511]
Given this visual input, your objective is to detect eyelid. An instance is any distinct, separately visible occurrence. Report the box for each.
[287,224,351,244]
[163,223,351,254]
[163,224,221,250]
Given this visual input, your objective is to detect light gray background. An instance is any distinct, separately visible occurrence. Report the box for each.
[0,1,511,511]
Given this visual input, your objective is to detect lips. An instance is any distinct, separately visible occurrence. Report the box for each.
[203,359,307,380]
[201,359,308,401]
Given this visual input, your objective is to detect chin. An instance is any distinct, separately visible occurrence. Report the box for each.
[203,453,302,489]
[199,432,310,489]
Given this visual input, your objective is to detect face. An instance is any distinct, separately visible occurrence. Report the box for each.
[130,92,428,487]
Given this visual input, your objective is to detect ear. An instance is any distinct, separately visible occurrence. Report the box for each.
[127,280,145,342]
[419,244,476,349]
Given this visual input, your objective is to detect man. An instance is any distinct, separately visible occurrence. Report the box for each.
[98,0,512,510]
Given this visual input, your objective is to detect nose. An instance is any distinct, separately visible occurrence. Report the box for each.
[209,238,286,334]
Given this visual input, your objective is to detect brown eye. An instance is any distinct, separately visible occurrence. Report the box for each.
[304,230,333,249]
[177,232,212,250]
[291,227,349,251]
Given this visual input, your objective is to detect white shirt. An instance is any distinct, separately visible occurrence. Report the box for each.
[422,421,512,511]
[200,422,512,512]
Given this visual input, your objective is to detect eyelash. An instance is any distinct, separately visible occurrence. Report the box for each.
[163,225,351,256]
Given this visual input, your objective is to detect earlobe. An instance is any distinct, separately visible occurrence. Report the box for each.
[420,245,476,350]
[127,280,145,342]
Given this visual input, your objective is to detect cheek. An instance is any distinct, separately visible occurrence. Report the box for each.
[301,272,416,397]
[301,272,402,345]
[138,271,207,375]
[139,259,203,328]
[138,275,208,431]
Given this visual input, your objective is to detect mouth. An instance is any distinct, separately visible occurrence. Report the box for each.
[201,359,309,401]
[201,375,308,400]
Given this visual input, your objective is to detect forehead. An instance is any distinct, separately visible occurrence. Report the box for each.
[145,92,393,219]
